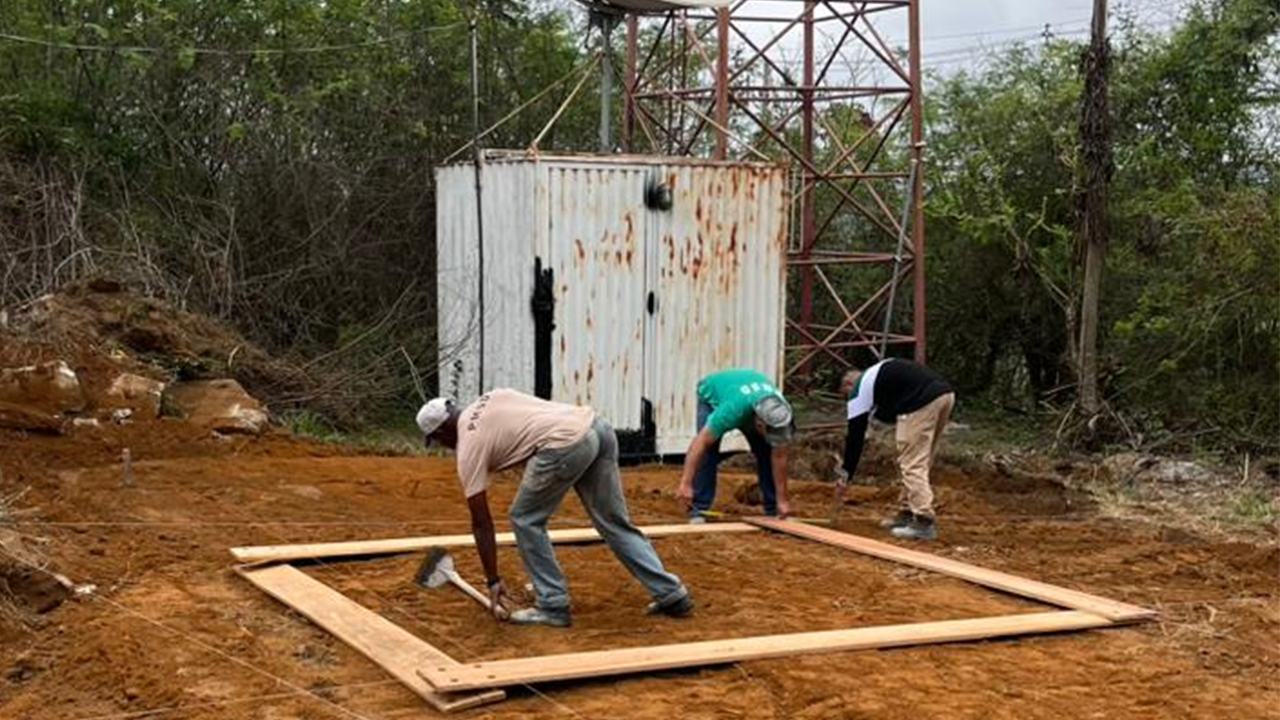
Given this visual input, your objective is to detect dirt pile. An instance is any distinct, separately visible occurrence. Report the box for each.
[0,279,305,434]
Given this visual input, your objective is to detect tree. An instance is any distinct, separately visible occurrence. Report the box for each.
[1076,0,1113,421]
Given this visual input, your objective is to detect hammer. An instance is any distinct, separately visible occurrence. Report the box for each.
[413,548,510,620]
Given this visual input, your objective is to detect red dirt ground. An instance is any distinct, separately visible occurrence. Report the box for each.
[0,423,1276,720]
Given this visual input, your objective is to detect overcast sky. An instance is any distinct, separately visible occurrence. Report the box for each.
[671,0,1202,80]
[903,0,1195,74]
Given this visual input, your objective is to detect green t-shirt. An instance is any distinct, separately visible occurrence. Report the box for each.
[697,368,784,439]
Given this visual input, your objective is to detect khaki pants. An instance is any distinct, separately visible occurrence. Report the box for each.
[894,393,955,517]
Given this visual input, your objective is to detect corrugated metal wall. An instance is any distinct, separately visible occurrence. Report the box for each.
[436,153,788,454]
[546,163,649,429]
[478,161,540,394]
[435,161,541,404]
[435,164,481,401]
[646,163,789,453]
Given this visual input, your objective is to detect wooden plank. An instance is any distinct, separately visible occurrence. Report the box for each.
[238,564,505,713]
[748,517,1156,623]
[231,522,758,564]
[417,610,1114,691]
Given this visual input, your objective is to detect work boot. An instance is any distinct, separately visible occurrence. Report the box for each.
[688,514,708,525]
[509,607,572,628]
[647,593,695,618]
[890,513,937,541]
[879,508,914,529]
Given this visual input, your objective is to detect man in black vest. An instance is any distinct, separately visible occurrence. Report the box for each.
[841,359,955,541]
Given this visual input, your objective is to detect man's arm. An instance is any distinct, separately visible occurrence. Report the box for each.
[466,491,501,582]
[843,414,869,478]
[770,445,790,517]
[465,491,508,618]
[676,426,717,508]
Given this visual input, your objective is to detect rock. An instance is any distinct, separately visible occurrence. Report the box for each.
[0,401,63,434]
[5,656,38,683]
[0,360,86,415]
[102,373,165,419]
[161,379,268,434]
[1101,452,1213,485]
[1154,460,1212,484]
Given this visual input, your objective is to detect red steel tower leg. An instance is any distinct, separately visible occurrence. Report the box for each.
[798,1,817,380]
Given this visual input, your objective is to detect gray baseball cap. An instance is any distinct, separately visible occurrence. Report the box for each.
[753,395,795,446]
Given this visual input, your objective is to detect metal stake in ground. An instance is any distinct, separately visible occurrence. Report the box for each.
[121,448,134,487]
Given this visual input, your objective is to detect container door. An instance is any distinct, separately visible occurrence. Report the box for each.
[546,163,650,435]
[646,164,789,455]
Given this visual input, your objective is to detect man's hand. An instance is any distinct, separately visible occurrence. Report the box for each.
[776,498,792,519]
[676,479,694,510]
[833,461,850,503]
[678,427,717,512]
[487,578,512,621]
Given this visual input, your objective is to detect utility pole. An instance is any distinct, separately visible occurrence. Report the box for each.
[1077,0,1111,418]
[595,11,616,153]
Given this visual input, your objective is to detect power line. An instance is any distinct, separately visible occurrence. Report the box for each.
[921,16,1182,70]
[920,0,1191,44]
[0,22,466,56]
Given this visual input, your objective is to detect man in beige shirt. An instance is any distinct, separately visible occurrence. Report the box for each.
[418,389,692,627]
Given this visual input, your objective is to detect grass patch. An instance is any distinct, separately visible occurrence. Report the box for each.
[1229,490,1277,527]
[282,410,438,457]
[283,409,346,444]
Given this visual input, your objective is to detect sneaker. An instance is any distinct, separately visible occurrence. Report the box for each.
[646,593,695,618]
[688,514,708,525]
[879,509,915,529]
[890,514,937,541]
[509,607,572,627]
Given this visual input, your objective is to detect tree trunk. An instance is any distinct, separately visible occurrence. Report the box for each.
[1077,0,1112,417]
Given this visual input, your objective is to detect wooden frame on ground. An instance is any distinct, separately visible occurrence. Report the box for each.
[233,518,1155,713]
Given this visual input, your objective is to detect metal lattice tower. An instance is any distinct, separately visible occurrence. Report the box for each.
[619,0,926,382]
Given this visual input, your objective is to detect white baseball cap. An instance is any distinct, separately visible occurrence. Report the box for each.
[416,398,453,437]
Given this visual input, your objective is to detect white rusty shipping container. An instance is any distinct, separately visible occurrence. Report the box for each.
[437,152,788,456]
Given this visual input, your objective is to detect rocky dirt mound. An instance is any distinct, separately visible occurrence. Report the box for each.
[0,279,309,435]
[5,279,307,394]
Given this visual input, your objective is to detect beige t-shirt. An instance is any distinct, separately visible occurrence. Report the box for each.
[455,389,595,497]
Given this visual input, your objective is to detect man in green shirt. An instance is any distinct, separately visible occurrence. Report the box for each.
[676,368,796,520]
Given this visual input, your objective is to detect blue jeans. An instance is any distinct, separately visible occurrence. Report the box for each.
[691,398,777,516]
[509,418,688,611]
